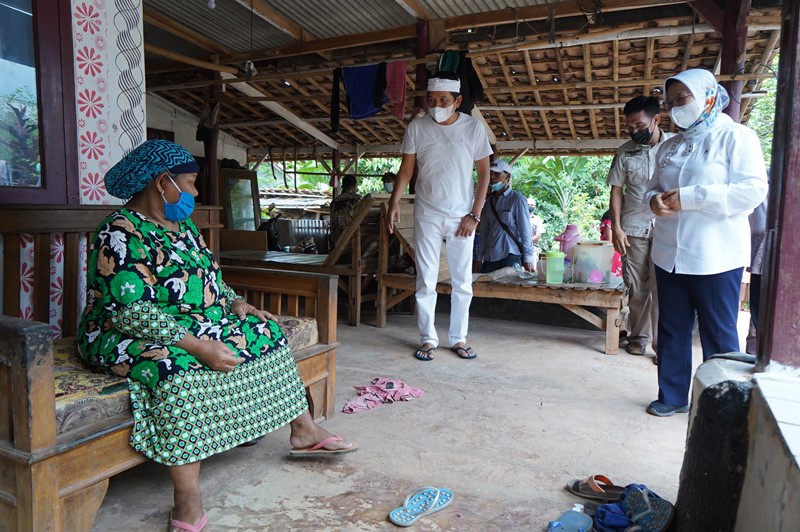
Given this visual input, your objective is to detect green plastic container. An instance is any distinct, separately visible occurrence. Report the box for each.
[546,250,566,285]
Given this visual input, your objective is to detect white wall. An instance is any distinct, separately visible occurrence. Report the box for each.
[146,94,249,165]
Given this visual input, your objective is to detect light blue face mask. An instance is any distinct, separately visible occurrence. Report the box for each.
[162,175,195,222]
[384,183,394,193]
[489,181,505,192]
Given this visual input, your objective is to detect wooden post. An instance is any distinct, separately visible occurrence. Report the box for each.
[720,0,751,122]
[414,20,428,113]
[757,0,800,369]
[204,69,221,205]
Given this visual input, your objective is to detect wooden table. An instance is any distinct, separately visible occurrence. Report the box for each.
[378,272,627,355]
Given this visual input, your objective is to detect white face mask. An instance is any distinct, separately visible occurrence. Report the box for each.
[429,103,455,123]
[670,98,704,129]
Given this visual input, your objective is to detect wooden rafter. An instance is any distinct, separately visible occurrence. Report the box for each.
[221,72,339,149]
[143,5,228,54]
[556,47,577,139]
[523,50,553,140]
[582,45,600,139]
[393,0,432,20]
[472,60,512,140]
[231,0,333,61]
[643,37,654,97]
[680,34,695,72]
[738,29,780,121]
[144,43,238,74]
[497,55,532,140]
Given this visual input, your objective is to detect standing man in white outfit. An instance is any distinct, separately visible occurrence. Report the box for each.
[386,72,493,361]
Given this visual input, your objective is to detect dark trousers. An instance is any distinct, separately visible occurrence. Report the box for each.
[481,254,521,273]
[655,266,743,406]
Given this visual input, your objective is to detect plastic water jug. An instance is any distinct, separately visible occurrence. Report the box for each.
[554,224,581,261]
[573,240,614,284]
[546,250,566,285]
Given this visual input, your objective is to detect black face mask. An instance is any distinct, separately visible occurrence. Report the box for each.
[630,123,654,145]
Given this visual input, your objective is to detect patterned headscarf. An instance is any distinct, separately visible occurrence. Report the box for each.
[104,139,199,199]
[664,69,730,136]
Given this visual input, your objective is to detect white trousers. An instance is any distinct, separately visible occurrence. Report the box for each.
[414,216,474,347]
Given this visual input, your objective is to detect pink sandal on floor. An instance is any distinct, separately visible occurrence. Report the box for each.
[169,511,208,532]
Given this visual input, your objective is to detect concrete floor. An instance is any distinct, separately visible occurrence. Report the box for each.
[93,310,744,531]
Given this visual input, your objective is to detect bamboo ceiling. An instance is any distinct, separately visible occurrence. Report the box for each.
[143,0,783,159]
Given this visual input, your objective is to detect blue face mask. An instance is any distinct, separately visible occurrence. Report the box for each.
[162,175,195,222]
[489,181,505,192]
[384,183,394,193]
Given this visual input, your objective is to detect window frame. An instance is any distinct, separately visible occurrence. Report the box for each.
[0,0,79,205]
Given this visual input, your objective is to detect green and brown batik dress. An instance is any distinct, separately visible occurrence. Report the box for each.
[77,209,307,466]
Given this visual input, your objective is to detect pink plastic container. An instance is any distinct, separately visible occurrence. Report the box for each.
[554,224,581,261]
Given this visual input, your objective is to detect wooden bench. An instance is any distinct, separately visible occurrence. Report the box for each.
[376,204,627,355]
[0,205,339,531]
[220,195,381,326]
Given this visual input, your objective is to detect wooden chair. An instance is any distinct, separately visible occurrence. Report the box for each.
[220,195,381,326]
[0,205,339,530]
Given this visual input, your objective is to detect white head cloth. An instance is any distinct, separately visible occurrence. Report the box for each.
[427,77,461,93]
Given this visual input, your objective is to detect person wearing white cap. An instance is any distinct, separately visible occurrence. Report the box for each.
[476,160,534,273]
[386,72,493,361]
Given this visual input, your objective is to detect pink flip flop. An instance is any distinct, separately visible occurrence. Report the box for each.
[289,435,359,458]
[169,511,208,532]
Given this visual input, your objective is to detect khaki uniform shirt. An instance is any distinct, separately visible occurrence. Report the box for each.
[606,130,673,238]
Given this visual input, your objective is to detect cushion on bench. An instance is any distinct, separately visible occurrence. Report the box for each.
[53,316,319,435]
[273,316,319,352]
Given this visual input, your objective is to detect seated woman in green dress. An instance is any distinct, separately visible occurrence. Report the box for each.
[77,140,356,532]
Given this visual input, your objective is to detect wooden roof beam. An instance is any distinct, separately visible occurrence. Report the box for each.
[738,29,780,121]
[689,0,724,33]
[218,24,417,65]
[523,50,553,140]
[221,72,339,149]
[143,5,229,53]
[144,43,239,74]
[233,0,309,41]
[582,45,600,139]
[497,54,533,140]
[472,60,514,140]
[394,0,432,20]
[444,0,688,31]
[232,0,333,61]
[556,48,578,139]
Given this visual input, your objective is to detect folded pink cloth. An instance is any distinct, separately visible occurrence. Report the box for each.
[342,377,424,414]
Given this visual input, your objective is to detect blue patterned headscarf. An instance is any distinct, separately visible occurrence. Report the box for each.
[104,139,199,199]
[664,69,730,136]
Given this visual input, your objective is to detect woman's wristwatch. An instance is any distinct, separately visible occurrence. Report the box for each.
[466,212,480,223]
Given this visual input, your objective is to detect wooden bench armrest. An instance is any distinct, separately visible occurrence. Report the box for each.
[0,316,57,453]
[221,266,338,344]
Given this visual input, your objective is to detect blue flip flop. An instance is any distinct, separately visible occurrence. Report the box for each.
[388,487,453,527]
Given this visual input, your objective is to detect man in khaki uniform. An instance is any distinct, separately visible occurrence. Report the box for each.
[606,96,673,358]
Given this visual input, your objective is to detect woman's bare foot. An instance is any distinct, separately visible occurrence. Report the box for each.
[288,410,355,452]
[169,494,206,532]
[168,462,206,531]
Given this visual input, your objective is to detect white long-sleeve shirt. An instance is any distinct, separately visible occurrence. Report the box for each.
[643,114,768,275]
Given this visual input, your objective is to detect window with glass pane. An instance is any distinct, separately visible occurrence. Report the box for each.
[0,0,41,188]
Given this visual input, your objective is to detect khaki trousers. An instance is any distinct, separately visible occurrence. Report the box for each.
[623,235,658,346]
